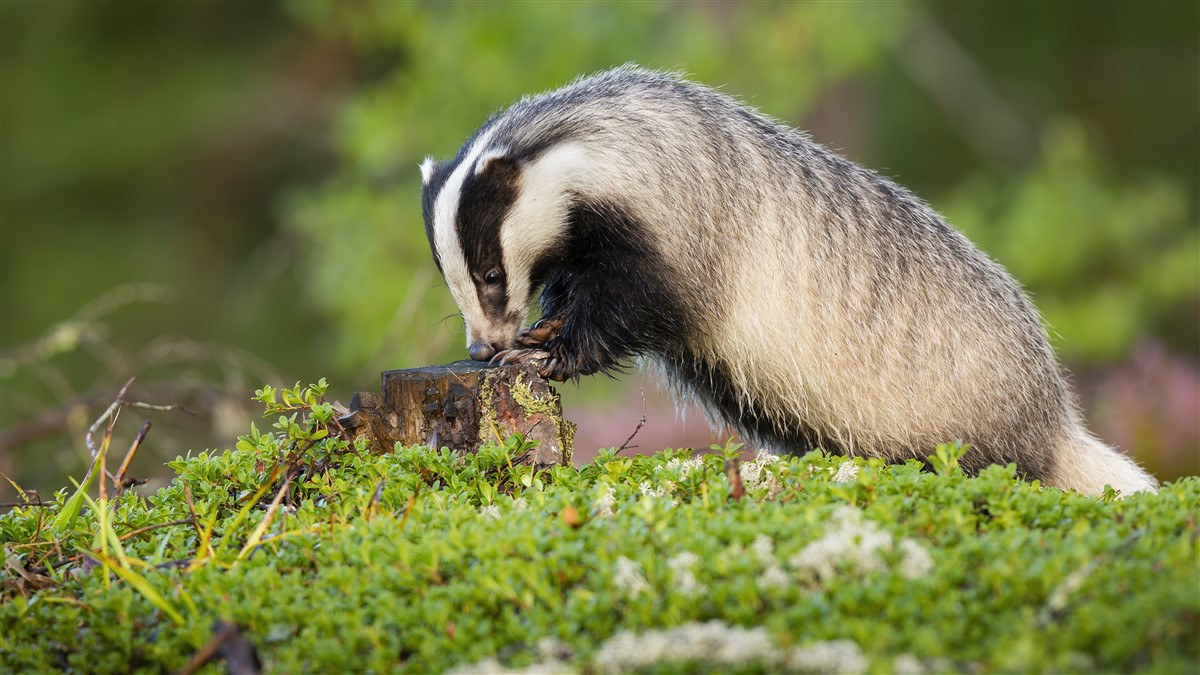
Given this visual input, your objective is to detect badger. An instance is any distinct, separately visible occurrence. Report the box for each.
[419,66,1157,496]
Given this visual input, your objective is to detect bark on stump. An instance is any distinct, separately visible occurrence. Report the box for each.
[337,361,573,467]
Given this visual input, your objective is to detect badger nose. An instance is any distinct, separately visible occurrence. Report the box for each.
[468,342,498,361]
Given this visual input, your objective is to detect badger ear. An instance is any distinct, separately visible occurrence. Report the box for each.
[420,156,437,185]
[473,147,513,176]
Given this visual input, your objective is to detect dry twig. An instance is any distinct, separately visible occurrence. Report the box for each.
[178,620,261,675]
[616,388,648,455]
[82,378,191,486]
[725,458,745,502]
[114,420,152,492]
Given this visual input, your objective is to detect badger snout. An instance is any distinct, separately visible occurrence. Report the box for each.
[467,318,523,362]
[468,342,500,361]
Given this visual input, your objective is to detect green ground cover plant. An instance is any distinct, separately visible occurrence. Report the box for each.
[2,381,1197,673]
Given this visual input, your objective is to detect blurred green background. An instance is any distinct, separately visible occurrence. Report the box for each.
[2,1,1197,501]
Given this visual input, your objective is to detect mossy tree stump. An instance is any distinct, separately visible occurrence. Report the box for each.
[338,361,573,467]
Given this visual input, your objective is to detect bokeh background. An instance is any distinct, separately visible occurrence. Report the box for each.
[2,1,1197,502]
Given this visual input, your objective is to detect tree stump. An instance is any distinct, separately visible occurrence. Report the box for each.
[337,361,573,467]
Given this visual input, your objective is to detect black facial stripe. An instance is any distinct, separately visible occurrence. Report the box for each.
[456,155,521,321]
[421,181,444,272]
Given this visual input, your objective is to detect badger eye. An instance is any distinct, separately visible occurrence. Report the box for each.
[484,269,504,285]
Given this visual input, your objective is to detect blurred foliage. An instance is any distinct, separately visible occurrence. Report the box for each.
[944,123,1198,363]
[1,1,1197,496]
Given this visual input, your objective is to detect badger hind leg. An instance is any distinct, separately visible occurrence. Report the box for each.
[1045,431,1158,496]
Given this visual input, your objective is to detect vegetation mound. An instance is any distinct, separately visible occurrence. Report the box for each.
[2,381,1197,673]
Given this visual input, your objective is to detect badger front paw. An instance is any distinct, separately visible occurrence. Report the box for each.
[514,315,566,348]
[491,316,603,381]
[489,347,570,382]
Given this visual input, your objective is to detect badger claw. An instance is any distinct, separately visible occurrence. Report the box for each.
[543,358,564,380]
[515,316,566,347]
[489,347,551,369]
[488,317,572,381]
[488,348,571,382]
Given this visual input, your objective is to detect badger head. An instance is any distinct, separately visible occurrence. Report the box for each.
[420,134,588,361]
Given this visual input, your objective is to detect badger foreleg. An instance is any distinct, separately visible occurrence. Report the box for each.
[490,316,583,382]
[494,250,674,381]
[492,312,622,382]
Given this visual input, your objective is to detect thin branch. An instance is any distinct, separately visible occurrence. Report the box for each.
[0,283,173,378]
[96,406,119,503]
[83,378,193,486]
[114,420,152,492]
[725,458,745,502]
[0,383,206,455]
[122,401,193,415]
[178,621,239,675]
[617,388,648,455]
[183,484,205,542]
[86,377,136,463]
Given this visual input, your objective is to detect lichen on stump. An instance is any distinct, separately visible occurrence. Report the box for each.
[338,361,573,467]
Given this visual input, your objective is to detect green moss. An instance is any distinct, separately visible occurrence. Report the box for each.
[510,371,575,465]
[1,381,1197,674]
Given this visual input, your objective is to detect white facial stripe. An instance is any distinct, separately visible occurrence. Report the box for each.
[432,129,497,346]
[420,156,435,184]
[500,142,591,317]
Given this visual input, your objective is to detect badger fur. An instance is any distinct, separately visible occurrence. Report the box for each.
[419,66,1157,496]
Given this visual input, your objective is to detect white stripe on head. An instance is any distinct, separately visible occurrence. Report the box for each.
[433,129,497,346]
[500,142,591,316]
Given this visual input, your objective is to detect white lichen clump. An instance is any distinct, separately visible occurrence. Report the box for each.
[830,460,860,483]
[759,562,791,590]
[897,538,935,580]
[592,485,617,517]
[892,653,926,674]
[613,556,650,597]
[752,534,790,589]
[591,621,868,674]
[789,506,934,581]
[739,451,786,498]
[637,480,669,499]
[667,551,702,596]
[786,639,870,674]
[752,533,775,561]
[448,657,574,675]
[656,455,705,480]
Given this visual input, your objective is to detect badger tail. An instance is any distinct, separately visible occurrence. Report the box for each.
[1045,430,1159,496]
